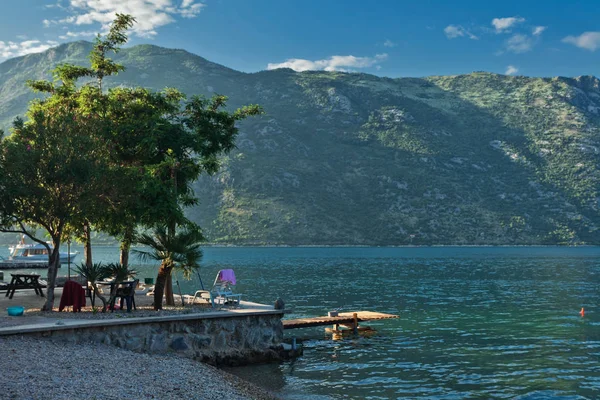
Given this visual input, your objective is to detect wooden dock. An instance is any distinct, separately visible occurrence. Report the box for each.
[283,311,399,330]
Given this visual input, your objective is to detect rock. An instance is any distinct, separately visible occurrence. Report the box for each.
[274,298,285,310]
[125,337,143,352]
[149,334,168,353]
[212,331,227,348]
[170,336,189,351]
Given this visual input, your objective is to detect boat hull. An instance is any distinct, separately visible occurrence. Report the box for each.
[7,253,78,264]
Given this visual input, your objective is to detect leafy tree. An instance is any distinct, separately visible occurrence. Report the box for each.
[0,14,262,312]
[0,94,108,310]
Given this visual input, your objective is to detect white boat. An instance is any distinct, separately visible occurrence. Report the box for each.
[7,241,79,264]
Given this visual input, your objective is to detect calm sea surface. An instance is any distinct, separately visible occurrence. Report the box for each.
[1,246,599,399]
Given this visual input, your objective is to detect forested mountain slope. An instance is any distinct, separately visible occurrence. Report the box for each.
[0,42,598,245]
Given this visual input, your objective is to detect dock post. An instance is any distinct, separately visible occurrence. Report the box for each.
[353,313,358,334]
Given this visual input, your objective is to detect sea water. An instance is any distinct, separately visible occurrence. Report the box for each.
[1,246,599,399]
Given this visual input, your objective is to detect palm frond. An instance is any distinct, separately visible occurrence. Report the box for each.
[132,225,204,279]
[104,262,137,281]
[75,262,111,283]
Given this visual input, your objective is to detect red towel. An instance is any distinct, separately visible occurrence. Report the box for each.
[59,280,86,312]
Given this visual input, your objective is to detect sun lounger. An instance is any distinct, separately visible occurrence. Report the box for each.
[208,269,242,307]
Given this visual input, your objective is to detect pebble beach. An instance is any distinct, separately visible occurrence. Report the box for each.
[0,289,280,399]
[0,336,278,399]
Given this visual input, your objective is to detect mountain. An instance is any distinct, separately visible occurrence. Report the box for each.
[0,42,598,245]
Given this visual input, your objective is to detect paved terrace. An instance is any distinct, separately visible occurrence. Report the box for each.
[0,285,284,332]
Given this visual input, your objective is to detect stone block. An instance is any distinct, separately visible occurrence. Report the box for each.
[150,333,168,353]
[126,337,143,352]
[190,334,211,348]
[212,331,227,349]
[170,336,189,351]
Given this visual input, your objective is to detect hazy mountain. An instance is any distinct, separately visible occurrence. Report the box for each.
[0,42,598,245]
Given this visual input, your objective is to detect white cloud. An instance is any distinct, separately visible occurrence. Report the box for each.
[532,26,546,36]
[58,30,98,40]
[444,25,478,40]
[492,17,525,33]
[0,40,59,61]
[505,65,519,75]
[44,0,206,37]
[267,53,388,72]
[383,39,397,48]
[562,31,600,51]
[506,34,534,53]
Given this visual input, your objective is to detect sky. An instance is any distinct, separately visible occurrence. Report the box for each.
[0,0,600,78]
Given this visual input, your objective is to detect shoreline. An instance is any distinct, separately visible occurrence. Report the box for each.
[0,335,279,400]
[1,243,597,248]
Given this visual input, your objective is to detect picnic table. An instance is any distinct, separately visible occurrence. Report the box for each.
[5,273,46,299]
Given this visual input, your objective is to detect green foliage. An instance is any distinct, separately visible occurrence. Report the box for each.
[75,262,111,283]
[134,226,204,280]
[104,262,137,282]
[0,41,597,246]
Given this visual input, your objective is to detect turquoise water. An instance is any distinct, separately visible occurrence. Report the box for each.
[2,246,600,399]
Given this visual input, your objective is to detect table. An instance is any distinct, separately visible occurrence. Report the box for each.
[5,274,45,299]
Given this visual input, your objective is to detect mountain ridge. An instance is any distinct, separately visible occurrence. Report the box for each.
[0,42,598,245]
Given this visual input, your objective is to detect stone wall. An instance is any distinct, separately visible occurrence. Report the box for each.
[32,312,286,366]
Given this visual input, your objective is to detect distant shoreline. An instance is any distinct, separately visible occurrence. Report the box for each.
[1,243,596,248]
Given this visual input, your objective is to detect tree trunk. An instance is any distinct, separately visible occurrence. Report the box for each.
[83,220,92,268]
[154,262,171,311]
[107,279,122,311]
[164,268,175,306]
[119,239,131,267]
[166,165,177,307]
[42,239,61,311]
[119,226,133,267]
[91,283,108,312]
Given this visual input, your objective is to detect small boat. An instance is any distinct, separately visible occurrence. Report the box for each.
[7,240,78,264]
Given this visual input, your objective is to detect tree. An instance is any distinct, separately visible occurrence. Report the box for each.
[134,226,204,310]
[0,15,133,311]
[0,95,108,310]
[103,262,137,311]
[74,262,110,310]
[0,14,262,311]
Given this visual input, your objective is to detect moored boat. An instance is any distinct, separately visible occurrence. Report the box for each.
[6,239,78,264]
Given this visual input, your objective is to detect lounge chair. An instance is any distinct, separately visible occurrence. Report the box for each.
[189,290,211,305]
[192,269,242,307]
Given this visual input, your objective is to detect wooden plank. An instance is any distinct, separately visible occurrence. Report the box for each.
[283,311,398,329]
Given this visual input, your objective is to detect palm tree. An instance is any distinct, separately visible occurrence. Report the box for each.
[134,226,204,310]
[74,262,111,311]
[103,262,137,310]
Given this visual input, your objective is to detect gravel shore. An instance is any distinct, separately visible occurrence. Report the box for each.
[0,336,279,400]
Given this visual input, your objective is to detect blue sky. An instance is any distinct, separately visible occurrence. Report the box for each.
[1,0,599,78]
